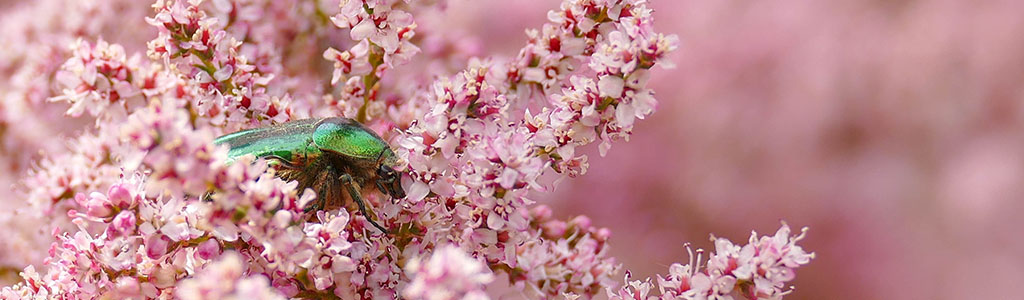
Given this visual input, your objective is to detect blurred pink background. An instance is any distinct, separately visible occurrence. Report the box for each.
[445,0,1024,299]
[4,0,1023,299]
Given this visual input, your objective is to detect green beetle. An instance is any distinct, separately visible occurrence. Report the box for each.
[214,117,404,233]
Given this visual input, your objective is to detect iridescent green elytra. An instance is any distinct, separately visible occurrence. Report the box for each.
[214,117,405,234]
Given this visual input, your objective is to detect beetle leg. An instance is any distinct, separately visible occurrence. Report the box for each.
[375,181,393,204]
[340,173,389,234]
[311,181,329,213]
[303,163,333,213]
[296,155,327,210]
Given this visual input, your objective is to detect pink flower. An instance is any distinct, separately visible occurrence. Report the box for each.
[196,239,222,260]
[403,245,494,300]
[73,191,113,218]
[324,40,374,82]
[176,252,286,300]
[331,0,420,67]
[145,234,171,259]
[50,38,144,118]
[108,210,137,237]
[107,183,138,209]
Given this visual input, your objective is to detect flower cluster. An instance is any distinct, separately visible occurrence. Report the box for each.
[49,39,147,118]
[388,1,678,296]
[606,224,815,300]
[403,245,494,300]
[2,97,357,298]
[330,0,419,68]
[514,206,619,296]
[177,253,286,300]
[1,0,813,299]
[147,0,290,127]
[323,0,421,121]
[0,1,154,268]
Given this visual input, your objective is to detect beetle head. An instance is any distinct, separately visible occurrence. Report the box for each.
[375,164,405,199]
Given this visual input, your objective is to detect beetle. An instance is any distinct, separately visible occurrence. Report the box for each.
[214,117,405,234]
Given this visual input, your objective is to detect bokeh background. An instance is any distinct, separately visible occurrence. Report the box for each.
[3,0,1023,299]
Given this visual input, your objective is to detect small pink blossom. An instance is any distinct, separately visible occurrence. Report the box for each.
[73,191,114,218]
[50,38,145,118]
[403,245,495,300]
[196,239,222,260]
[145,234,171,259]
[108,210,137,237]
[176,252,286,300]
[324,40,374,83]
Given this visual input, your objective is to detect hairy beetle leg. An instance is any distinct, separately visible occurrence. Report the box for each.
[305,183,327,213]
[303,166,334,213]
